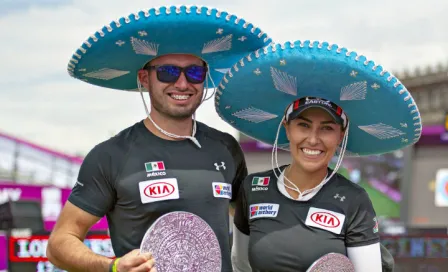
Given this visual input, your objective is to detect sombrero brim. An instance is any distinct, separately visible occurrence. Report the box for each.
[67,5,272,91]
[215,40,423,156]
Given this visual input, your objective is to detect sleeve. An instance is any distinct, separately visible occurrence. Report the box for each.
[231,224,252,272]
[68,143,117,218]
[233,177,250,235]
[224,133,248,203]
[347,243,382,272]
[380,243,395,272]
[345,190,380,247]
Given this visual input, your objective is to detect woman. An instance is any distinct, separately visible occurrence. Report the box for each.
[214,40,421,271]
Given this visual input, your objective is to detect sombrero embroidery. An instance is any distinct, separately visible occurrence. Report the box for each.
[215,40,423,156]
[66,5,272,91]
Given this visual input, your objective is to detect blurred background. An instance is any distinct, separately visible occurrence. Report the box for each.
[0,0,447,271]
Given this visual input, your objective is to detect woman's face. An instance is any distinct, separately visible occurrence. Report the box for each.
[284,107,345,174]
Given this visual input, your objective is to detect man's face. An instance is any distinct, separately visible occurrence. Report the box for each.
[138,54,206,120]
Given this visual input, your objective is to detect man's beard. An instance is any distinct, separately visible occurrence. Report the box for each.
[148,86,203,120]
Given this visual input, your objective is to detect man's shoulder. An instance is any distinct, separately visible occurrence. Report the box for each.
[83,121,143,161]
[197,121,240,151]
[197,121,236,142]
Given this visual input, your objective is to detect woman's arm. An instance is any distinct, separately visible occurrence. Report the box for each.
[347,243,382,272]
[231,175,252,272]
[231,225,252,272]
[345,190,383,272]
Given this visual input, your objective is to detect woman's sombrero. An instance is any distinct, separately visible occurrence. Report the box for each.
[215,40,423,156]
[66,5,272,91]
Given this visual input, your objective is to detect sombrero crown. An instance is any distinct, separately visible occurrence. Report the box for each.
[215,40,423,156]
[66,5,272,91]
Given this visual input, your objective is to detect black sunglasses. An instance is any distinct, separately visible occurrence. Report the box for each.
[146,64,208,84]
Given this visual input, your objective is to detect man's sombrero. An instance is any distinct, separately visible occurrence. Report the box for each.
[215,40,423,156]
[66,5,272,91]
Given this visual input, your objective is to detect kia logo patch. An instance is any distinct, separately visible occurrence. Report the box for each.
[310,211,341,228]
[144,182,175,198]
[139,178,180,204]
[305,207,346,234]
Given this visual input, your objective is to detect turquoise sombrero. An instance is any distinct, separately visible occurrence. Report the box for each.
[66,5,272,91]
[215,40,423,156]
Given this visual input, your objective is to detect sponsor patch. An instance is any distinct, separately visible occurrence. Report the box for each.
[305,207,345,234]
[249,203,279,219]
[251,176,270,192]
[252,176,270,186]
[373,217,379,233]
[139,178,179,204]
[213,182,232,199]
[145,161,167,177]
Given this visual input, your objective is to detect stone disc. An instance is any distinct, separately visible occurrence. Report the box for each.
[140,211,221,272]
[307,253,355,272]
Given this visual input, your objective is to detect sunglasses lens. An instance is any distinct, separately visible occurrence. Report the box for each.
[185,65,207,84]
[156,65,181,83]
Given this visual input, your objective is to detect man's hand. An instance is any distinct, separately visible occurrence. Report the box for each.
[116,249,156,272]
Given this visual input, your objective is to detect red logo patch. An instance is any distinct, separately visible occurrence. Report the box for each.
[310,212,341,228]
[144,182,175,198]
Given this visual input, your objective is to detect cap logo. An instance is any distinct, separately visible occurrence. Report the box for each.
[293,100,300,110]
[336,107,342,116]
[305,97,331,107]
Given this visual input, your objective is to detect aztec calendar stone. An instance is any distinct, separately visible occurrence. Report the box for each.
[307,253,355,272]
[140,211,222,272]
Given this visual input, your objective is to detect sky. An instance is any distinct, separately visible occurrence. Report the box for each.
[0,0,447,156]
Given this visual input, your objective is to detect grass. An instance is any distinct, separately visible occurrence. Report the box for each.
[334,165,400,218]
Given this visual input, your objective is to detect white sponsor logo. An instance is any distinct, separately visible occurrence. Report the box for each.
[305,207,345,234]
[334,193,346,202]
[212,182,232,199]
[249,203,280,219]
[139,178,179,204]
[214,162,226,171]
[252,187,269,192]
[305,97,331,107]
[147,172,167,178]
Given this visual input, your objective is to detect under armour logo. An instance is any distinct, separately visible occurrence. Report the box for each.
[214,162,226,171]
[334,194,345,202]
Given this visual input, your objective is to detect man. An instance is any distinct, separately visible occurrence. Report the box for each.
[46,5,272,272]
